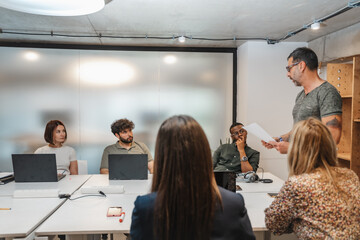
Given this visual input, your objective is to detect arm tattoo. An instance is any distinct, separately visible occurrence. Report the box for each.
[326,117,341,129]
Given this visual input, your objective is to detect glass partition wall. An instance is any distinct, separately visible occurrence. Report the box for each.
[0,46,234,173]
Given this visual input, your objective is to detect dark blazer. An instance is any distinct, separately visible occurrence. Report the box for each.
[130,187,255,240]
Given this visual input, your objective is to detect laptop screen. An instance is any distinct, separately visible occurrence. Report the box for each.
[12,154,59,182]
[108,154,148,180]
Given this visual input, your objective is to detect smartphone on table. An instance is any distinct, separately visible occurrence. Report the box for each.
[107,207,122,217]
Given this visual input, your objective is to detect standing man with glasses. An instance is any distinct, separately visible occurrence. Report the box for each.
[262,47,342,154]
[213,123,259,173]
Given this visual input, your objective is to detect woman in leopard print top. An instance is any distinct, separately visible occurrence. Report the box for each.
[265,118,360,239]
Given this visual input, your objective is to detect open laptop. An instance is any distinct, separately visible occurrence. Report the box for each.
[109,154,148,180]
[12,154,65,182]
[214,170,236,192]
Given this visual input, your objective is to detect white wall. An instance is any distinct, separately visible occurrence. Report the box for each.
[237,41,307,180]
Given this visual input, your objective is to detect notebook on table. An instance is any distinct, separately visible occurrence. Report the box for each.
[108,154,148,180]
[12,154,65,182]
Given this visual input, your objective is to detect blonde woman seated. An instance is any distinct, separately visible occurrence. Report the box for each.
[130,115,255,240]
[35,120,78,175]
[265,117,360,239]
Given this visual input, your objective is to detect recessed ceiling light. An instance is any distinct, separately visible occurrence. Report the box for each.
[80,61,134,86]
[0,0,107,16]
[164,55,177,64]
[24,51,39,61]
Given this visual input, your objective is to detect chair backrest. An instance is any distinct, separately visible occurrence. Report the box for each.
[77,160,88,175]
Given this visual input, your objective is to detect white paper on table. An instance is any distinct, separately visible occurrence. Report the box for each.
[243,123,275,143]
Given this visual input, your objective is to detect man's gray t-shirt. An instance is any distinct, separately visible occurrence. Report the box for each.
[292,81,342,124]
[100,141,153,169]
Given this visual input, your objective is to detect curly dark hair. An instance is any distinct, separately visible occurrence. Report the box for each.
[111,118,135,135]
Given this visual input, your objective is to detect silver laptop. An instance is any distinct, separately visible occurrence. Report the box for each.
[12,154,65,182]
[109,154,148,180]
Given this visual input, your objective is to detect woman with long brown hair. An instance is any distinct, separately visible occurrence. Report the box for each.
[265,117,360,239]
[130,115,255,240]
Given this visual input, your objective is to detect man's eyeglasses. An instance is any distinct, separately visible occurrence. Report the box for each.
[286,62,300,72]
[231,129,246,137]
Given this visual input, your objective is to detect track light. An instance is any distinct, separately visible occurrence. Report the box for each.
[178,36,186,43]
[310,22,321,30]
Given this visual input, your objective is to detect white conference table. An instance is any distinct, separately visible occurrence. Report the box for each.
[35,173,285,239]
[0,196,65,239]
[0,175,91,197]
[0,175,91,239]
[36,194,137,236]
[36,174,153,238]
[81,174,152,195]
[237,173,285,240]
[236,172,285,193]
[242,192,275,231]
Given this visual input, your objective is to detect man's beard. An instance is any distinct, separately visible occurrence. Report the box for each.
[120,136,133,144]
[290,71,301,86]
[291,78,301,86]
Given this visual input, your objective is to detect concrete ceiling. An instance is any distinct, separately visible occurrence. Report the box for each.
[0,0,360,48]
